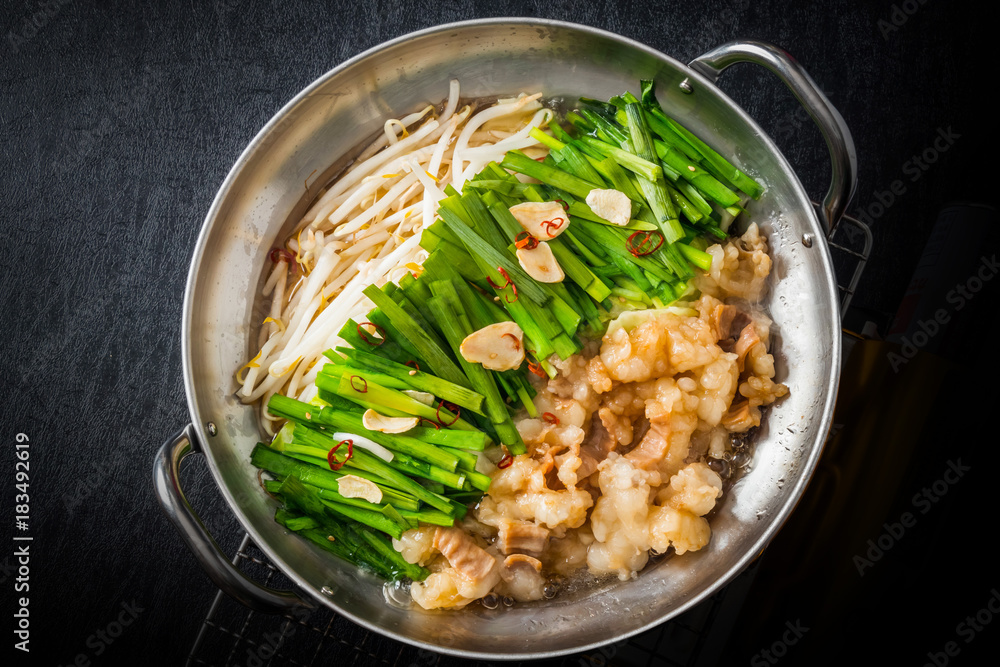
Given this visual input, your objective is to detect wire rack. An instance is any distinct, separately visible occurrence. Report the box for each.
[187,535,757,667]
[820,206,873,314]
[187,207,871,667]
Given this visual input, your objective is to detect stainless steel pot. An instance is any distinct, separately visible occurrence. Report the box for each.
[153,19,856,659]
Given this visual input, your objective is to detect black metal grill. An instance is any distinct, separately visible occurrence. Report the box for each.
[187,536,757,667]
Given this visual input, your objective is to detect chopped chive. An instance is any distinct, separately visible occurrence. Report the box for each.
[500,150,596,200]
[678,242,713,272]
[362,284,471,389]
[437,206,550,306]
[267,394,466,477]
[578,136,662,182]
[333,346,485,415]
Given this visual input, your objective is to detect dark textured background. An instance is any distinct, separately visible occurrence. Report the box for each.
[1,0,996,665]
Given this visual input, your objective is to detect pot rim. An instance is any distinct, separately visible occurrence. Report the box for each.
[181,17,840,660]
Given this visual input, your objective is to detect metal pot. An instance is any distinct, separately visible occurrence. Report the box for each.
[153,18,856,660]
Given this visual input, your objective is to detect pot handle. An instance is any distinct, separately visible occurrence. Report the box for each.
[152,424,313,613]
[689,40,858,237]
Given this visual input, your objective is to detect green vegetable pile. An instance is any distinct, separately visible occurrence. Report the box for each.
[250,80,764,582]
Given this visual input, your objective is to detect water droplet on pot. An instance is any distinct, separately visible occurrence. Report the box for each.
[383,580,412,609]
[481,593,499,610]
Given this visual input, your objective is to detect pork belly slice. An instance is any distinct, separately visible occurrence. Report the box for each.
[497,520,550,556]
[625,421,671,470]
[433,527,497,583]
[712,303,752,352]
[576,409,620,480]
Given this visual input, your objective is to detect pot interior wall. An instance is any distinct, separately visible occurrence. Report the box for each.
[183,20,840,658]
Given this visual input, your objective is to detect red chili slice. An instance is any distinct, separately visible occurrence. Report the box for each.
[553,198,569,212]
[627,230,664,257]
[356,321,386,346]
[486,267,519,303]
[497,453,514,469]
[541,217,565,237]
[514,231,539,250]
[486,267,511,291]
[349,375,368,393]
[328,439,354,471]
[527,360,546,378]
[505,281,519,303]
[269,247,297,268]
[418,417,441,430]
[501,332,521,351]
[405,360,420,372]
[542,412,560,425]
[436,400,461,426]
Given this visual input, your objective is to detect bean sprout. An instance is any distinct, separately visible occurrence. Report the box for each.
[238,81,549,433]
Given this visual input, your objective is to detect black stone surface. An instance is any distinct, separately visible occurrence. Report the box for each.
[1,1,996,665]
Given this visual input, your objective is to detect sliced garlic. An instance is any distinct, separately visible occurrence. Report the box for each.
[508,201,569,239]
[331,431,394,462]
[585,188,632,226]
[337,474,383,504]
[459,322,525,372]
[362,409,419,434]
[402,390,435,406]
[516,242,564,283]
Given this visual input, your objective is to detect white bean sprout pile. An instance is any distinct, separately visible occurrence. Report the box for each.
[236,81,554,434]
